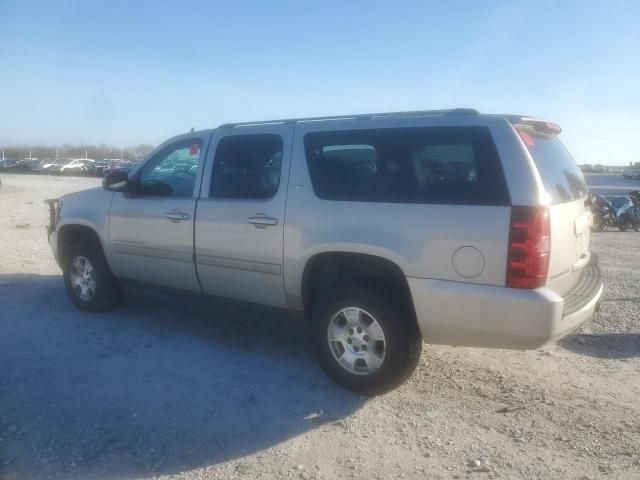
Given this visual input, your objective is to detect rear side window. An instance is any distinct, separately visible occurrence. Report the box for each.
[210,134,283,198]
[304,126,509,205]
[518,130,588,204]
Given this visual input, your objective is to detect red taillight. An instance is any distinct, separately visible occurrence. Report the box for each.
[519,131,535,146]
[507,207,550,289]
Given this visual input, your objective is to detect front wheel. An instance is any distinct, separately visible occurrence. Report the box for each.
[312,287,422,395]
[63,242,120,312]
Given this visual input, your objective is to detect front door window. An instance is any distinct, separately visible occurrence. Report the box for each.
[137,140,203,197]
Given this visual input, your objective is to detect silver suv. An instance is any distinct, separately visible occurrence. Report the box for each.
[47,109,603,393]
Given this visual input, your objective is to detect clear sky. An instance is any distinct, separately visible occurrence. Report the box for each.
[0,0,638,164]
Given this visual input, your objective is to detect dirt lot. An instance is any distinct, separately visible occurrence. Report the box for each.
[1,173,639,480]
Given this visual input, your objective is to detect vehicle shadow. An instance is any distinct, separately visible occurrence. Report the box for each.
[0,274,364,480]
[560,333,640,359]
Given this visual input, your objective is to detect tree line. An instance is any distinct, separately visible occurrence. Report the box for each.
[1,144,155,161]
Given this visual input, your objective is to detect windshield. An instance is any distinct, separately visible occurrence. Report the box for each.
[518,130,588,204]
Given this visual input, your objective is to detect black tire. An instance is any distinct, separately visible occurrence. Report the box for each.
[618,215,631,232]
[312,287,422,395]
[63,241,120,312]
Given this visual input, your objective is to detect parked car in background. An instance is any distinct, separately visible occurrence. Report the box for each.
[60,159,96,176]
[622,169,640,180]
[29,159,52,172]
[95,159,120,177]
[102,161,136,176]
[0,158,20,170]
[1,159,32,171]
[38,158,69,173]
[21,158,45,171]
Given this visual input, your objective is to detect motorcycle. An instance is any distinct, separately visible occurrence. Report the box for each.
[588,193,618,232]
[617,191,640,232]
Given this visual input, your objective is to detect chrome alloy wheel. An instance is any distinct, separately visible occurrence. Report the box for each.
[327,307,387,375]
[70,256,97,301]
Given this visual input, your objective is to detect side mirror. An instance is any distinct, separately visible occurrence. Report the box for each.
[102,170,131,192]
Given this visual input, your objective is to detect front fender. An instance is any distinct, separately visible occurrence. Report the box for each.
[53,188,115,267]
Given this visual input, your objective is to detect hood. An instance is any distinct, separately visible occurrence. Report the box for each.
[59,186,104,202]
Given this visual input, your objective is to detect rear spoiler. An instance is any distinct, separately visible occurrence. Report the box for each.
[505,115,562,135]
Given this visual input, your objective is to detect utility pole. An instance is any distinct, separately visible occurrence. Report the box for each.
[85,148,88,160]
[2,149,4,160]
[120,147,124,161]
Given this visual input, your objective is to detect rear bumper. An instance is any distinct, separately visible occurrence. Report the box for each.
[408,257,603,349]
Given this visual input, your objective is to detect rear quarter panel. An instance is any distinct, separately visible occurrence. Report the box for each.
[284,116,522,302]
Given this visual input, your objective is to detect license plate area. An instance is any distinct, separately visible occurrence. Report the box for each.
[574,211,590,260]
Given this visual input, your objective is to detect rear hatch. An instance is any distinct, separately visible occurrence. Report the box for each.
[513,119,590,297]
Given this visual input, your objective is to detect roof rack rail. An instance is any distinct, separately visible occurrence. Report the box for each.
[218,108,479,128]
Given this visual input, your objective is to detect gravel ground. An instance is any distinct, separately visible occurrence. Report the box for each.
[1,173,639,480]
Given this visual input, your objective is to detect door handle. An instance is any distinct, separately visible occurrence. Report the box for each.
[247,215,278,227]
[165,210,190,222]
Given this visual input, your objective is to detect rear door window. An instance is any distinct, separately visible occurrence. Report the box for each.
[518,130,588,204]
[304,126,509,205]
[210,134,283,199]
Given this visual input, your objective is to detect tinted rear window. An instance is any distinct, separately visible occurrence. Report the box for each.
[518,130,588,204]
[210,134,283,198]
[304,126,509,205]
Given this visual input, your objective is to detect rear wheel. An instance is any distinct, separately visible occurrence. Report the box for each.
[312,287,422,395]
[63,242,120,312]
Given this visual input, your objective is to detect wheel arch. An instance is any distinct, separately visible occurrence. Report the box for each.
[57,223,106,269]
[300,252,418,328]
